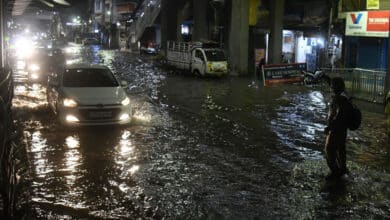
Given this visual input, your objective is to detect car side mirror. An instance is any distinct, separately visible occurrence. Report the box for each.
[120,80,128,87]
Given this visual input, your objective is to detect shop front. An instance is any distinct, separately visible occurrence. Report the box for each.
[282,30,327,72]
[253,29,329,75]
[345,10,390,70]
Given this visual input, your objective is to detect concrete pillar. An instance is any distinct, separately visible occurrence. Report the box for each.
[161,0,178,51]
[176,1,192,41]
[269,0,284,64]
[228,0,249,75]
[176,11,184,41]
[193,0,209,41]
[0,0,4,68]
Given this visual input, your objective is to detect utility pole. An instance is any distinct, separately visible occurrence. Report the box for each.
[108,2,113,49]
[0,0,5,68]
[327,6,333,69]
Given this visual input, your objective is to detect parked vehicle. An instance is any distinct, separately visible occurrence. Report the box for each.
[26,48,51,83]
[46,63,132,126]
[302,69,330,85]
[166,41,228,77]
[27,48,66,84]
[82,38,100,45]
[140,41,159,54]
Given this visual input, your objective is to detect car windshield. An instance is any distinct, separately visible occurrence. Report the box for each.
[62,68,119,87]
[204,50,226,61]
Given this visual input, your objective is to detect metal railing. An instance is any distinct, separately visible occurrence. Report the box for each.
[0,67,16,217]
[322,68,386,103]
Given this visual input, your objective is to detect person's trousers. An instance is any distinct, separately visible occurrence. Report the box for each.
[325,130,347,175]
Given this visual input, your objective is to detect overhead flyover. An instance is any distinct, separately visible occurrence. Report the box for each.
[7,0,70,16]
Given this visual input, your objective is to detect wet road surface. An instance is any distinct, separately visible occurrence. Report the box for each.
[12,44,390,219]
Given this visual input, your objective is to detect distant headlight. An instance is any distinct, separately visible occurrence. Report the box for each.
[15,37,34,58]
[29,64,40,72]
[63,98,78,108]
[121,97,130,106]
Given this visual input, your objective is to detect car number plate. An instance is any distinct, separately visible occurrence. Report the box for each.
[89,111,112,118]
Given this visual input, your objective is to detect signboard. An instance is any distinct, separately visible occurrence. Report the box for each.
[254,48,265,67]
[262,63,306,86]
[249,0,258,26]
[346,11,390,37]
[116,3,136,14]
[367,0,380,9]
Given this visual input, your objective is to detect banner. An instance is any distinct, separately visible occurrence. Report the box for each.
[367,0,380,10]
[262,63,306,86]
[254,48,265,67]
[346,11,390,37]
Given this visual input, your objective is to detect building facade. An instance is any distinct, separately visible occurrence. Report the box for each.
[93,0,138,48]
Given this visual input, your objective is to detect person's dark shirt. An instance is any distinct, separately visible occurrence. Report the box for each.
[327,92,349,132]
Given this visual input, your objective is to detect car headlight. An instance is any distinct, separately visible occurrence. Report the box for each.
[66,115,79,122]
[119,113,130,121]
[63,98,78,108]
[121,97,130,106]
[29,64,40,72]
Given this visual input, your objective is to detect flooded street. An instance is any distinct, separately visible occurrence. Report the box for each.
[12,44,390,219]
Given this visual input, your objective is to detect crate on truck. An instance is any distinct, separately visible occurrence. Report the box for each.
[166,41,228,76]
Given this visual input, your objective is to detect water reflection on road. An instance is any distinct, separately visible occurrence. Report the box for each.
[11,46,390,219]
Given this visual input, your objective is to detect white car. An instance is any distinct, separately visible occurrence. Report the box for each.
[46,63,132,126]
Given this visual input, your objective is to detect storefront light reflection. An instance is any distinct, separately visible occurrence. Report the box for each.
[119,131,134,158]
[66,136,79,149]
[31,131,52,178]
[64,136,81,186]
[115,130,139,177]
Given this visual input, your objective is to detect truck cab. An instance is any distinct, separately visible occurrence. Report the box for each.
[191,48,227,76]
[166,41,228,77]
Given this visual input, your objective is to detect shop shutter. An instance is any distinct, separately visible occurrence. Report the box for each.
[381,0,390,9]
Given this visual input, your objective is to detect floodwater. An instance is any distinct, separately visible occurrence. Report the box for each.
[11,44,390,219]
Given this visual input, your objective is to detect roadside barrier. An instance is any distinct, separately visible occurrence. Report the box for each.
[0,67,16,217]
[321,68,386,103]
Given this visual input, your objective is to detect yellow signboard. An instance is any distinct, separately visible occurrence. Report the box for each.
[254,49,265,66]
[367,0,380,9]
[249,0,258,26]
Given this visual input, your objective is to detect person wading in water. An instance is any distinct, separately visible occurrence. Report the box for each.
[324,77,349,180]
